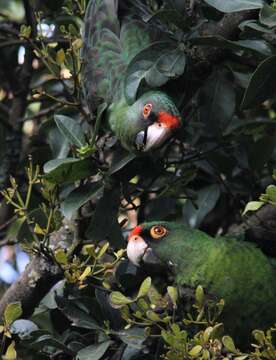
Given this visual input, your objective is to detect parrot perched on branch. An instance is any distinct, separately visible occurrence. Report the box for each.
[81,0,182,153]
[127,221,276,346]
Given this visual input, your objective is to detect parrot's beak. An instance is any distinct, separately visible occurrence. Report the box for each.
[127,234,149,266]
[127,234,162,266]
[135,123,172,152]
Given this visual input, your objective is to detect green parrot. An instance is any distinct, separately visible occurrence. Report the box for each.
[127,221,276,346]
[81,0,182,153]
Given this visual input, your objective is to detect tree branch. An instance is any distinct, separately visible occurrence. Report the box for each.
[191,9,258,74]
[0,256,62,319]
[0,221,75,319]
[229,204,276,257]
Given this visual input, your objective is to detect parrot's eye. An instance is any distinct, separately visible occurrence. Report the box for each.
[143,103,153,118]
[150,225,168,239]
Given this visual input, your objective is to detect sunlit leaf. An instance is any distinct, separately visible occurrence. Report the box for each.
[243,201,264,215]
[4,303,22,326]
[137,277,151,299]
[203,0,263,13]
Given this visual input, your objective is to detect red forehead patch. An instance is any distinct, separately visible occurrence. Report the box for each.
[158,111,181,129]
[128,225,143,241]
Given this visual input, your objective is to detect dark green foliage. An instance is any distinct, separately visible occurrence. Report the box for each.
[3,0,276,359]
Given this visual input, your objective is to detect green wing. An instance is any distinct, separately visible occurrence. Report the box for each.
[81,0,156,111]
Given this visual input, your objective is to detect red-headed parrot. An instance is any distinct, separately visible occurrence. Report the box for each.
[127,221,276,346]
[81,0,182,153]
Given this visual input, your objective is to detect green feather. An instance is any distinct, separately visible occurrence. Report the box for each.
[139,221,276,346]
[81,0,182,153]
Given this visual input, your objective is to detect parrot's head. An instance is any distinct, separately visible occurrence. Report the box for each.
[127,91,182,153]
[127,221,183,267]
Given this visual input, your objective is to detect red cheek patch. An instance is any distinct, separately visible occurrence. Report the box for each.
[128,225,143,241]
[158,111,181,129]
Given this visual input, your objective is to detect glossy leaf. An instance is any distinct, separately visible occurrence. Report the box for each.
[31,334,74,355]
[76,341,111,360]
[61,182,103,219]
[241,55,276,109]
[55,296,101,330]
[198,70,235,135]
[44,158,92,183]
[189,345,202,356]
[109,291,134,307]
[243,201,264,215]
[86,186,124,247]
[2,341,16,360]
[137,277,151,299]
[182,185,220,228]
[260,3,276,28]
[54,115,86,148]
[222,335,237,353]
[167,286,178,307]
[203,0,263,13]
[124,41,182,102]
[4,303,22,326]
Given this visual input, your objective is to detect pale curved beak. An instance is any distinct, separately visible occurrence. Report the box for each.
[127,235,162,266]
[127,235,148,266]
[136,123,172,152]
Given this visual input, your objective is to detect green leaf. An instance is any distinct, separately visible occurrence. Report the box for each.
[4,303,22,326]
[240,19,274,33]
[2,341,16,360]
[243,201,264,215]
[85,186,124,247]
[90,102,107,146]
[44,158,92,184]
[124,41,178,103]
[55,249,68,265]
[79,266,92,282]
[54,115,86,148]
[109,292,134,308]
[108,152,136,176]
[146,310,161,322]
[76,341,111,360]
[182,184,220,228]
[265,184,276,202]
[56,49,65,64]
[137,277,151,299]
[31,334,74,355]
[155,49,186,78]
[198,70,236,135]
[203,0,263,13]
[189,345,202,357]
[222,335,237,353]
[260,3,276,28]
[167,286,178,307]
[195,285,204,307]
[252,329,266,344]
[118,327,145,348]
[241,55,276,109]
[97,242,109,259]
[61,182,103,219]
